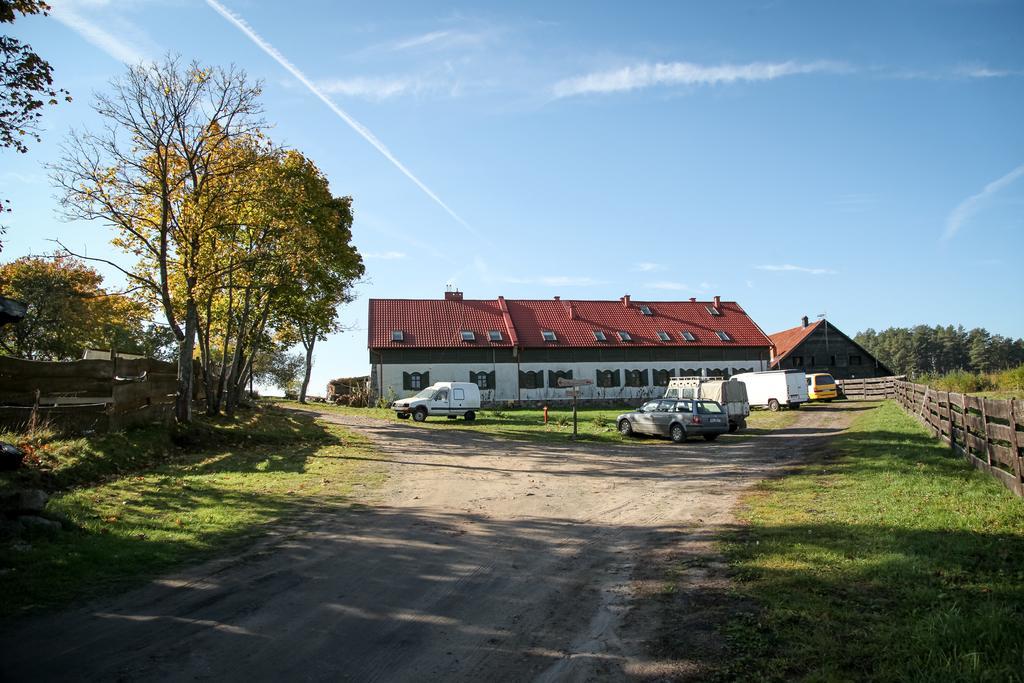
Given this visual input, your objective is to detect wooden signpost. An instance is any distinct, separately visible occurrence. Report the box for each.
[557,378,594,439]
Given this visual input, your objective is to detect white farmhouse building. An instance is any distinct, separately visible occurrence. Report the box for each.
[368,291,773,405]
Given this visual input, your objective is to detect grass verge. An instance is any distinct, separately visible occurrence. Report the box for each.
[280,401,797,445]
[0,407,384,617]
[721,401,1024,681]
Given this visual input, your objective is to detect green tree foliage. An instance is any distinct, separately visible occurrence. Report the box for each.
[0,255,153,360]
[252,347,305,396]
[855,325,1024,378]
[1,0,71,251]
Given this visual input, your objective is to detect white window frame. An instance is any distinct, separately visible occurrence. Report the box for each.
[392,330,404,342]
[593,330,607,341]
[618,331,632,342]
[461,330,476,342]
[542,330,557,342]
[656,331,670,341]
[681,331,696,341]
[488,330,503,342]
[715,330,733,341]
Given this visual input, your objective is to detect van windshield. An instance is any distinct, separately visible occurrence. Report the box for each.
[413,388,436,399]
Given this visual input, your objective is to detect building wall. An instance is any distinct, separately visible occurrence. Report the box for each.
[370,346,771,405]
[776,323,890,379]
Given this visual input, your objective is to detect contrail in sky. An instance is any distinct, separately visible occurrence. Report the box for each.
[205,0,475,235]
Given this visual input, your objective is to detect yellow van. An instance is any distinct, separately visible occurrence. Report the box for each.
[806,373,838,401]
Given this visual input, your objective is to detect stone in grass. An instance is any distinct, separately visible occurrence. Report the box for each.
[0,489,50,514]
[0,442,24,471]
[18,515,62,533]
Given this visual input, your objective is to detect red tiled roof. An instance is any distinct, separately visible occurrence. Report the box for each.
[768,320,823,367]
[369,298,514,348]
[369,296,772,349]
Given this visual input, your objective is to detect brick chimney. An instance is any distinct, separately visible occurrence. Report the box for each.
[713,295,721,309]
[444,290,463,301]
[567,301,576,320]
[801,315,809,328]
[689,297,697,302]
[621,294,631,307]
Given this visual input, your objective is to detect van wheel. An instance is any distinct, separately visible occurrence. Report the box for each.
[397,412,410,419]
[728,422,738,434]
[767,399,780,412]
[464,411,476,421]
[670,424,686,443]
[703,434,719,442]
[413,407,428,422]
[618,419,633,437]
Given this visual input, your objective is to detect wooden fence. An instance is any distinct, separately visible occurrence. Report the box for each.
[835,376,902,400]
[894,381,1023,497]
[0,355,177,433]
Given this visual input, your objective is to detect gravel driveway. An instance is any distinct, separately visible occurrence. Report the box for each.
[3,403,860,681]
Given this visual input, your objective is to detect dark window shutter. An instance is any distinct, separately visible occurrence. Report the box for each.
[488,371,496,390]
[470,371,477,385]
[403,372,412,390]
[640,369,649,386]
[548,370,556,388]
[422,372,430,387]
[612,370,621,387]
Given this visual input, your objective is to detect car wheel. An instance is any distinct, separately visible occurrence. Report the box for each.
[413,407,428,422]
[767,399,780,412]
[703,433,719,442]
[464,411,476,421]
[396,412,410,419]
[670,424,686,443]
[618,419,633,437]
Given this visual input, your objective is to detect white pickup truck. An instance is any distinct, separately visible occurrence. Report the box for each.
[663,377,750,432]
[391,381,481,422]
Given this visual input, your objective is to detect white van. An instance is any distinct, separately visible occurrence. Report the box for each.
[391,382,481,422]
[730,370,808,411]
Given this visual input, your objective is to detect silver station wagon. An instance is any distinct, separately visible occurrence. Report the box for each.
[617,398,730,443]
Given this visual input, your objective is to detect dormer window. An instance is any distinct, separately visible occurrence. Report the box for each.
[542,330,557,342]
[391,330,405,342]
[618,331,633,342]
[681,331,696,342]
[593,330,607,341]
[488,330,503,342]
[716,330,733,341]
[461,330,476,342]
[639,305,653,315]
[656,331,671,341]
[706,305,722,316]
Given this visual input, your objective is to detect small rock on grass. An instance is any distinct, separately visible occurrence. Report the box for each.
[18,516,62,533]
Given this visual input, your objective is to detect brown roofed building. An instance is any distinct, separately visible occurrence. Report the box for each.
[769,316,892,379]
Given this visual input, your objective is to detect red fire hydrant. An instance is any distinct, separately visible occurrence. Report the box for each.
[543,405,549,424]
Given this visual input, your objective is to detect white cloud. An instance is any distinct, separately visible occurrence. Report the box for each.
[316,76,439,100]
[391,29,492,52]
[943,163,1024,241]
[633,262,664,272]
[205,0,475,236]
[953,64,1020,79]
[364,251,407,260]
[49,2,151,64]
[755,264,838,275]
[552,60,847,98]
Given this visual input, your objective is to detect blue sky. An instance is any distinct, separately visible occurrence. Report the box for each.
[3,0,1022,392]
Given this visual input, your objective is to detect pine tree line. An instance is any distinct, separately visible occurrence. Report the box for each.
[854,326,1024,378]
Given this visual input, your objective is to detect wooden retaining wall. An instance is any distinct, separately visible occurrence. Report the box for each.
[894,381,1023,497]
[0,355,177,433]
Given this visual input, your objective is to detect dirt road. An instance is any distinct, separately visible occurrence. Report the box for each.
[4,403,860,681]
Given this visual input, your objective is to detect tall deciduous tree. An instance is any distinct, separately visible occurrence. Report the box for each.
[0,255,150,360]
[51,56,265,423]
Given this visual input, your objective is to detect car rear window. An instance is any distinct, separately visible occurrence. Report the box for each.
[816,375,835,385]
[697,401,723,414]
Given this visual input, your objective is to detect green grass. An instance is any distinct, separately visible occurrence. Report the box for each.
[281,400,796,444]
[0,407,385,617]
[720,401,1024,682]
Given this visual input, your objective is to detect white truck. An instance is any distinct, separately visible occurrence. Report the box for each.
[391,381,481,422]
[730,370,808,411]
[664,377,750,432]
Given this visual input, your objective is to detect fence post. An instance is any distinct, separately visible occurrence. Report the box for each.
[1007,399,1022,493]
[980,398,991,466]
[945,392,954,445]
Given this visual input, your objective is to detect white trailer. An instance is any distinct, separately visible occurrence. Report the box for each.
[730,370,808,411]
[664,377,750,432]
